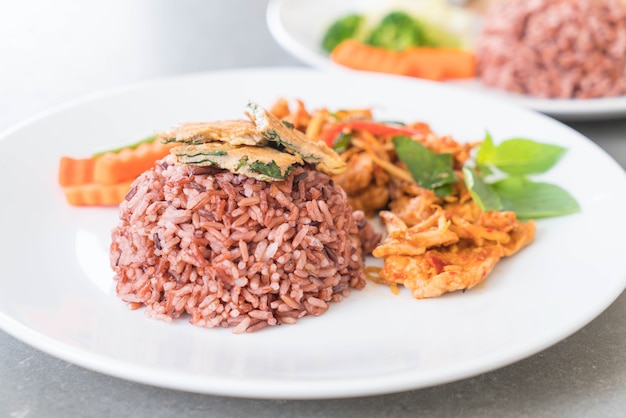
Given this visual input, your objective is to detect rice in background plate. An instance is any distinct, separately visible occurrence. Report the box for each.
[476,0,626,99]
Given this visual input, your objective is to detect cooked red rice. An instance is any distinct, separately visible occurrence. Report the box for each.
[110,156,376,333]
[476,0,626,99]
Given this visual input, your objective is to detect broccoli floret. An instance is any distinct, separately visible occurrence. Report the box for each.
[321,14,365,53]
[367,11,429,52]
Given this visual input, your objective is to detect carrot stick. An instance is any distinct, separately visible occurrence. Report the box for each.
[93,140,175,185]
[404,47,476,80]
[58,156,96,187]
[438,48,475,79]
[330,39,412,76]
[329,40,476,81]
[404,48,445,81]
[63,181,134,206]
[58,134,175,206]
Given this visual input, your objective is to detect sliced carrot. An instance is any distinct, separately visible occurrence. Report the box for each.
[404,48,445,81]
[329,40,476,81]
[63,181,134,206]
[58,156,96,187]
[438,48,475,79]
[93,140,175,185]
[59,134,175,206]
[330,39,411,76]
[404,47,476,80]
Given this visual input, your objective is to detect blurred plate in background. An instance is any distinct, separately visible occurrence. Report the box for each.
[266,0,626,121]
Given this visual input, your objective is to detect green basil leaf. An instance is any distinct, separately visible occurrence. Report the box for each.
[476,131,495,165]
[236,156,249,171]
[333,133,352,153]
[491,176,580,219]
[476,162,495,177]
[434,184,453,197]
[249,160,289,179]
[393,135,457,189]
[483,138,566,175]
[462,166,502,211]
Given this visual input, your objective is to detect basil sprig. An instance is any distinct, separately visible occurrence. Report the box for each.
[393,136,457,191]
[392,133,580,219]
[333,133,352,153]
[490,176,581,219]
[462,165,502,211]
[476,133,566,175]
[249,160,291,180]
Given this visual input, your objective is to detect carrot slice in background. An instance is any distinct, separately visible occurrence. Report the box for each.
[63,181,134,206]
[329,39,476,81]
[438,48,475,79]
[404,47,445,80]
[93,140,175,185]
[58,136,175,206]
[58,156,96,187]
[330,39,412,76]
[404,47,476,80]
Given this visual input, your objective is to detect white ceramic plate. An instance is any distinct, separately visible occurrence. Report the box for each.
[1,68,625,399]
[266,0,626,121]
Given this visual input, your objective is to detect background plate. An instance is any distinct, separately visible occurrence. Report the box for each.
[0,68,625,399]
[266,0,626,121]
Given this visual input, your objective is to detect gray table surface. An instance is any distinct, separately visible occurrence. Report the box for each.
[1,1,625,417]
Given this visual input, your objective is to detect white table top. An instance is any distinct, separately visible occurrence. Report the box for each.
[1,1,624,416]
